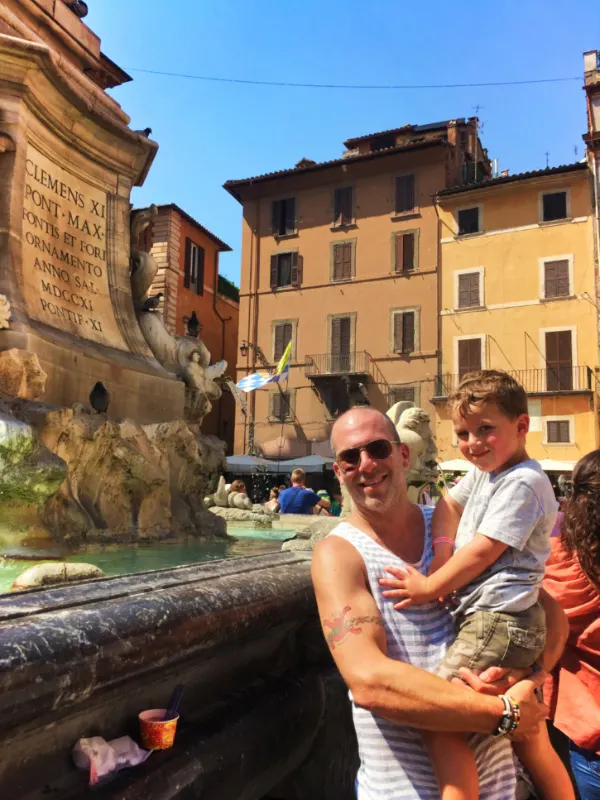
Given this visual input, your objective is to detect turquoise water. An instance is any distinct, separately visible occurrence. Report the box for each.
[0,527,295,594]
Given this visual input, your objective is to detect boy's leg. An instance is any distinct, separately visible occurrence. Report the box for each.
[422,731,478,800]
[513,724,576,800]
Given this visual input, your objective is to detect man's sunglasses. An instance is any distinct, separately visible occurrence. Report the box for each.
[336,438,400,470]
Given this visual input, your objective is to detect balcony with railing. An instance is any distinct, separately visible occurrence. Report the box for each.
[305,351,371,378]
[433,366,595,399]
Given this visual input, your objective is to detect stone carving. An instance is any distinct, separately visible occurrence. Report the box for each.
[0,399,227,547]
[204,476,253,511]
[130,207,226,425]
[0,349,47,400]
[11,562,104,591]
[0,412,67,552]
[0,295,11,329]
[390,406,439,484]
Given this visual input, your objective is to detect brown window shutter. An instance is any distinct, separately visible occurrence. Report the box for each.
[280,391,290,420]
[544,261,557,297]
[334,188,343,227]
[341,242,352,279]
[395,175,415,213]
[546,330,572,390]
[458,274,469,308]
[394,234,404,273]
[545,260,569,298]
[184,238,192,288]
[271,201,281,236]
[272,392,281,420]
[270,255,278,289]
[331,317,342,354]
[342,187,353,224]
[458,338,481,377]
[339,317,351,354]
[402,312,415,353]
[290,252,301,286]
[393,313,403,352]
[333,243,343,280]
[285,198,296,235]
[469,272,480,306]
[196,246,205,295]
[402,233,415,272]
[557,261,569,296]
[274,324,285,361]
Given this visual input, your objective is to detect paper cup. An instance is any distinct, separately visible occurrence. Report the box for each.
[139,709,179,750]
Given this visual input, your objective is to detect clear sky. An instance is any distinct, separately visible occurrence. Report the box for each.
[86,1,599,285]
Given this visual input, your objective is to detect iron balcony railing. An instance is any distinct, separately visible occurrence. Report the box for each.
[434,366,595,397]
[305,351,371,377]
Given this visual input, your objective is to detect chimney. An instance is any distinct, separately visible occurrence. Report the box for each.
[584,49,600,81]
[501,169,510,177]
[447,120,458,147]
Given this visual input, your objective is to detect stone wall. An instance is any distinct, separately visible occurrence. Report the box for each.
[0,552,358,800]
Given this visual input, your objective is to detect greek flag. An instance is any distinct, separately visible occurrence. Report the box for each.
[236,341,292,393]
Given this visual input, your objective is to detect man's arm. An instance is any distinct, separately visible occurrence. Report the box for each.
[311,535,546,736]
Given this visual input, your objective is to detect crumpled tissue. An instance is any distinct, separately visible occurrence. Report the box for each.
[73,736,151,785]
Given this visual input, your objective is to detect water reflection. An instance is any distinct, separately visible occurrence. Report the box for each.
[0,528,295,594]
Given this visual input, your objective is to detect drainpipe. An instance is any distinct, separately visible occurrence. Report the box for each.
[591,154,600,442]
[213,249,231,440]
[433,194,443,393]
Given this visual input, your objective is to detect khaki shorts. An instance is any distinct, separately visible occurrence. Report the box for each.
[436,602,546,681]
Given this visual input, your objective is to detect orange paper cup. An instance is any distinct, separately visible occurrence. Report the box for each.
[139,709,179,750]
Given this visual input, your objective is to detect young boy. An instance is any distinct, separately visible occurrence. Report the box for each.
[379,370,574,800]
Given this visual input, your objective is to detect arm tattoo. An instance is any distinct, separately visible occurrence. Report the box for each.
[322,605,384,650]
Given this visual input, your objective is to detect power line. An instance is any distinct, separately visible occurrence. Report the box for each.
[125,67,580,91]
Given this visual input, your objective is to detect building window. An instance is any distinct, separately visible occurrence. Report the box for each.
[392,310,416,355]
[270,252,301,289]
[273,322,292,361]
[457,207,480,235]
[271,390,293,422]
[545,330,573,390]
[546,419,571,444]
[395,175,416,214]
[370,133,396,152]
[271,198,296,237]
[543,259,571,298]
[458,337,482,378]
[393,231,417,273]
[459,130,468,151]
[457,271,482,308]
[541,191,567,223]
[388,385,416,406]
[184,239,205,295]
[333,186,353,227]
[332,241,354,281]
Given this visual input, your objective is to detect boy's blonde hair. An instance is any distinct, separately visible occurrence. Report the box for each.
[449,370,528,420]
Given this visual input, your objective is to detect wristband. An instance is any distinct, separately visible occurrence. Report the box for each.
[493,695,520,737]
[432,537,455,547]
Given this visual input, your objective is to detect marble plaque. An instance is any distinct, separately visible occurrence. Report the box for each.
[22,144,128,350]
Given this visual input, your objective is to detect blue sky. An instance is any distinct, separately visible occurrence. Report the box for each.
[87,1,599,284]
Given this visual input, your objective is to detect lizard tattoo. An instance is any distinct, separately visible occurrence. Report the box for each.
[323,606,383,649]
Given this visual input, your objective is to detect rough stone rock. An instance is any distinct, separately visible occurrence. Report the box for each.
[281,517,340,553]
[11,561,105,590]
[0,412,67,549]
[208,506,273,528]
[0,349,46,400]
[0,400,226,545]
[231,492,253,510]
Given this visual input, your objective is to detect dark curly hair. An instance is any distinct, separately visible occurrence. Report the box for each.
[561,450,600,589]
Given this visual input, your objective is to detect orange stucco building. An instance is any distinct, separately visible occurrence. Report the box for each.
[225,119,489,456]
[139,204,239,452]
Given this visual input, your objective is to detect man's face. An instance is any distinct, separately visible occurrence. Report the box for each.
[452,401,529,473]
[332,412,410,515]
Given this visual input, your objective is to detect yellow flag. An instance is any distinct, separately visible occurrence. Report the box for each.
[276,340,292,375]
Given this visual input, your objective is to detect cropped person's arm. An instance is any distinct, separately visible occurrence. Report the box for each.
[311,536,545,737]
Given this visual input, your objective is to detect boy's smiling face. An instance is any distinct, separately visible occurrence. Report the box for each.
[452,400,529,474]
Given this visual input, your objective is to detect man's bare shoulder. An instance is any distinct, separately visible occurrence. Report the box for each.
[312,530,365,585]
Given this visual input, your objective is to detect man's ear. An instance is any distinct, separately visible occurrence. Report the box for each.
[399,442,411,467]
[333,461,345,485]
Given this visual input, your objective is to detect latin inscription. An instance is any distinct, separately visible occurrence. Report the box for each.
[22,145,127,349]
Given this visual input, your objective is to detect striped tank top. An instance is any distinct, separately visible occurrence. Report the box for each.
[329,506,517,800]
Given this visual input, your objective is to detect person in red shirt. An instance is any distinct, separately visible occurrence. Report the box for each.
[543,450,600,799]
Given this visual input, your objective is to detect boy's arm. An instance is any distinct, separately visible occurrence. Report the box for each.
[381,533,507,608]
[430,494,464,573]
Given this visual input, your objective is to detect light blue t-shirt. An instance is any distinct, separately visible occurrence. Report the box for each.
[449,459,557,616]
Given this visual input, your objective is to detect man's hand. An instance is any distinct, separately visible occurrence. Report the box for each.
[379,565,436,608]
[455,666,531,695]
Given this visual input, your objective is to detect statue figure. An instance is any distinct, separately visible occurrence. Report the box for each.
[387,406,439,485]
[0,295,11,330]
[129,208,226,426]
[204,476,252,511]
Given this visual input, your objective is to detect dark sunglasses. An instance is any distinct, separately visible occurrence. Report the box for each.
[336,438,399,470]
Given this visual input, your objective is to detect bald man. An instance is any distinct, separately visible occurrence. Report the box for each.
[311,406,568,799]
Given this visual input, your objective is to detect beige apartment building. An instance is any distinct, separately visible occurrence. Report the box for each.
[225,119,489,456]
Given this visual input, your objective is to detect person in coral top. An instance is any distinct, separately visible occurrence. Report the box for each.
[543,450,600,800]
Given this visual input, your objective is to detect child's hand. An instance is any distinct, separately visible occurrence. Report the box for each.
[379,565,436,609]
